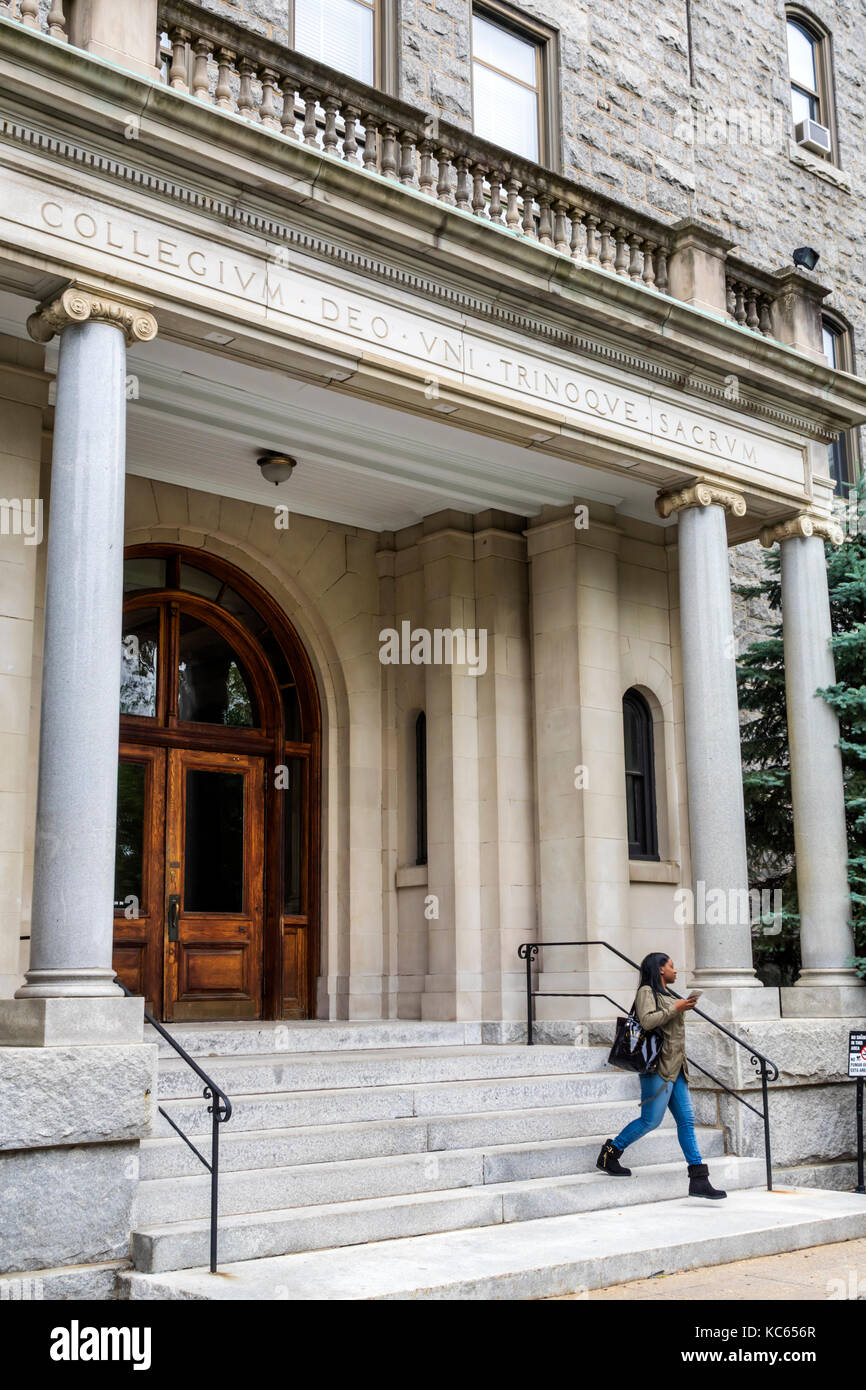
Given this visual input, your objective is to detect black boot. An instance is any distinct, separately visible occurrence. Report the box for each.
[596,1139,632,1176]
[688,1162,727,1198]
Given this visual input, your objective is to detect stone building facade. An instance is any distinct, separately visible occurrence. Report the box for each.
[0,0,864,1296]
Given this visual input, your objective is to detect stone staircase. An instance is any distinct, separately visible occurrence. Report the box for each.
[118,1021,866,1299]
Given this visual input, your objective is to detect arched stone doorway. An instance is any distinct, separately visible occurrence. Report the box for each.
[112,545,321,1021]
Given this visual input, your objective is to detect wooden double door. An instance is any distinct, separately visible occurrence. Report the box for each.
[114,743,265,1020]
[112,545,321,1021]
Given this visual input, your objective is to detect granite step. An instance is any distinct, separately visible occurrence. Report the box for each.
[154,1043,611,1100]
[140,1110,724,1181]
[126,1155,765,1276]
[155,1083,645,1141]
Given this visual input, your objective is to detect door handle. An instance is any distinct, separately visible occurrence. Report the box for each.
[167,893,180,942]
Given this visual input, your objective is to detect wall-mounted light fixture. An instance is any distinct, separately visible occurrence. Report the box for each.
[257,452,297,485]
[792,246,820,271]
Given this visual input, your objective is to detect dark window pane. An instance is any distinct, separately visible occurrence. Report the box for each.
[258,629,293,689]
[220,586,268,637]
[416,711,427,866]
[622,689,658,860]
[283,685,302,741]
[115,762,146,909]
[178,614,256,726]
[180,563,223,600]
[123,558,166,593]
[283,758,304,914]
[121,607,159,717]
[184,769,244,912]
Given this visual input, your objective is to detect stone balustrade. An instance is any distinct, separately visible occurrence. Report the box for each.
[2,0,786,336]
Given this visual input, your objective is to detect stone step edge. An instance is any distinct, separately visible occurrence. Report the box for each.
[151,1094,661,1144]
[156,1043,606,1070]
[141,1117,722,1159]
[133,1155,762,1230]
[121,1189,866,1298]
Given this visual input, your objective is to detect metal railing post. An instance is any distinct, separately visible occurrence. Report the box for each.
[760,1059,772,1191]
[210,1091,220,1274]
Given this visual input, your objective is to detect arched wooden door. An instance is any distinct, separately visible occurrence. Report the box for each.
[112,546,320,1021]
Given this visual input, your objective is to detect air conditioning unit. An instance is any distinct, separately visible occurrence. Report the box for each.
[795,119,832,156]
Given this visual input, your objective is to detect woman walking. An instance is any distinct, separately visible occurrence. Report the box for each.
[596,952,727,1198]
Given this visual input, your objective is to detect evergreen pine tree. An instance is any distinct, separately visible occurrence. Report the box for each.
[735,480,866,984]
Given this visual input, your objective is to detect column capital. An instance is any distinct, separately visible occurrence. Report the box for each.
[27,285,158,346]
[655,481,747,520]
[759,512,844,548]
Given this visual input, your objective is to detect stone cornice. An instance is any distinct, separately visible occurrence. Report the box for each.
[26,285,158,345]
[0,112,847,447]
[759,513,845,547]
[655,482,748,520]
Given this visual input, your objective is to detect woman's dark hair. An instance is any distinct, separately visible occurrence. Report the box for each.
[639,952,672,1004]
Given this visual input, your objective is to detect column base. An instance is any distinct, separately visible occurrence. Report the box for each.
[0,996,144,1046]
[687,981,781,1021]
[781,982,866,1018]
[14,966,124,999]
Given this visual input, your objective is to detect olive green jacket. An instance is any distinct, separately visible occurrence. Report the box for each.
[635,985,688,1083]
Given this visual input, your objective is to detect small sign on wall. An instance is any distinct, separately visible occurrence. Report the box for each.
[849,1030,866,1079]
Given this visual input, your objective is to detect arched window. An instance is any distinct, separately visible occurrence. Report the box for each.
[415,711,427,867]
[785,11,836,161]
[822,315,859,495]
[623,689,659,862]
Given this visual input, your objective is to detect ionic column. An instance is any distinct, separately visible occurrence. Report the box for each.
[760,513,866,1016]
[657,483,773,1017]
[0,287,157,1044]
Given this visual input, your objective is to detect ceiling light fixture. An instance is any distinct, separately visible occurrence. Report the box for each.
[257,452,297,485]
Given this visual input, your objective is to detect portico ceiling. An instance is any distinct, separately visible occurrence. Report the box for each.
[0,290,664,532]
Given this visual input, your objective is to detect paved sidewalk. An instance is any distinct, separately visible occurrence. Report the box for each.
[547,1236,866,1300]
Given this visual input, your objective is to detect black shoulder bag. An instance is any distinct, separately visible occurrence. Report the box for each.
[607,996,663,1075]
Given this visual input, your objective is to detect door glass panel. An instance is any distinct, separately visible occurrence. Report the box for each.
[180,563,223,601]
[121,608,159,716]
[115,762,146,910]
[184,769,244,912]
[283,757,304,914]
[220,586,269,637]
[124,558,166,593]
[178,614,256,726]
[283,685,302,742]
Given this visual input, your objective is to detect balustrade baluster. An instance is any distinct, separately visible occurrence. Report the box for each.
[613,227,629,277]
[380,124,399,180]
[363,116,380,172]
[343,105,361,165]
[726,279,737,317]
[280,78,298,139]
[259,69,281,130]
[418,139,436,195]
[537,189,554,247]
[435,147,455,204]
[745,288,760,331]
[399,131,418,186]
[758,295,773,336]
[192,38,211,103]
[505,176,521,231]
[19,0,38,28]
[521,185,537,239]
[598,220,613,270]
[488,169,504,223]
[628,234,642,282]
[322,96,340,156]
[569,208,583,261]
[214,49,234,110]
[454,157,472,211]
[733,282,747,325]
[584,215,600,265]
[471,164,488,219]
[169,28,190,92]
[553,200,570,254]
[237,58,258,121]
[655,246,669,294]
[642,241,657,289]
[301,89,320,147]
[47,0,66,40]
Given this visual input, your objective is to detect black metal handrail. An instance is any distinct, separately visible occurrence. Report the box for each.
[518,940,780,1191]
[117,980,231,1273]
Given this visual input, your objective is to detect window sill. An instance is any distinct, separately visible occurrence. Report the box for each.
[396,864,428,889]
[629,860,681,884]
[787,140,851,192]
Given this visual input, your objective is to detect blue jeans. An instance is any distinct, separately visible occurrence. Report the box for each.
[612,1068,702,1166]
